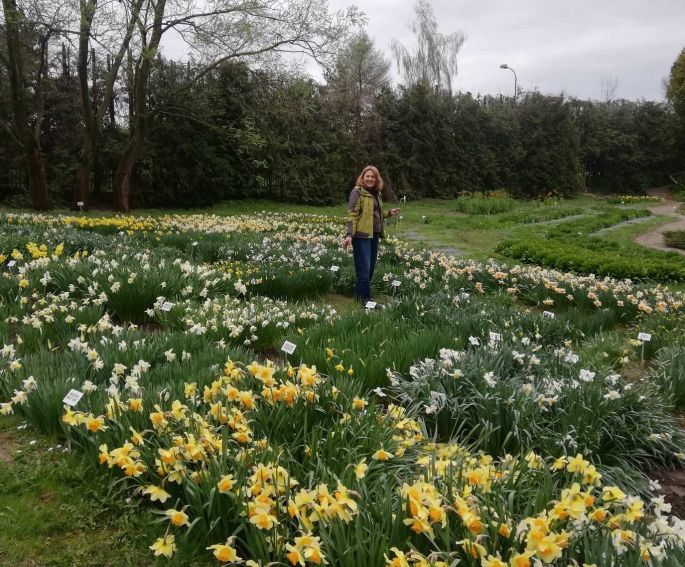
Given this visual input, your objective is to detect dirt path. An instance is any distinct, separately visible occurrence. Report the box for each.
[0,427,16,463]
[633,187,685,256]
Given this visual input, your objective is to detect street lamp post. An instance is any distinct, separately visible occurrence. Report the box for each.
[499,64,517,101]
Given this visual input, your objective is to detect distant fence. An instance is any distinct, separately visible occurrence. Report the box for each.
[0,168,28,199]
[0,166,115,199]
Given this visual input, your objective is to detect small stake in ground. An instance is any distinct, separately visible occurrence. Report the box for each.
[638,332,651,365]
[281,340,296,365]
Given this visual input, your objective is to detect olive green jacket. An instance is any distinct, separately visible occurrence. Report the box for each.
[347,186,391,238]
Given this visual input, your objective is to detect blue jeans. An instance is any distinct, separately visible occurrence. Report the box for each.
[352,235,379,303]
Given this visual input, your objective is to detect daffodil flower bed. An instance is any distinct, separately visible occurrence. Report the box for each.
[2,211,685,565]
[57,360,685,565]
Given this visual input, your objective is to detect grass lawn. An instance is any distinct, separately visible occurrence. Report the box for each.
[1,193,668,260]
[0,416,211,567]
[154,194,663,259]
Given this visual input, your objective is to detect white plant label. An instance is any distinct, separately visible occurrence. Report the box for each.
[489,332,502,343]
[365,301,377,310]
[391,280,401,287]
[161,302,174,312]
[330,265,339,272]
[77,201,84,207]
[7,260,16,268]
[543,311,555,319]
[62,389,84,407]
[638,332,652,342]
[281,340,297,355]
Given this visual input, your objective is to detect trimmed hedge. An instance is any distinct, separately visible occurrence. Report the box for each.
[496,237,685,281]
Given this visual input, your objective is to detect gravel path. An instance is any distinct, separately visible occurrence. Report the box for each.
[400,229,464,257]
[633,187,685,256]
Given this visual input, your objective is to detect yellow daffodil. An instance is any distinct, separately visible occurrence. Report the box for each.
[142,484,171,503]
[165,508,190,528]
[149,535,176,558]
[372,448,393,461]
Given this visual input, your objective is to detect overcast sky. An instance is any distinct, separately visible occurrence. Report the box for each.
[321,0,684,101]
[160,0,685,101]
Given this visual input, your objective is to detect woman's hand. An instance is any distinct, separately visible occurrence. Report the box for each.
[342,236,352,251]
[389,208,401,217]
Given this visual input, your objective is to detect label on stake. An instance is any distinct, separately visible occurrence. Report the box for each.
[638,332,652,342]
[7,260,16,268]
[543,311,555,319]
[76,201,84,207]
[365,301,377,310]
[330,265,339,272]
[62,389,84,407]
[161,302,174,312]
[489,332,502,343]
[391,280,401,287]
[281,340,296,355]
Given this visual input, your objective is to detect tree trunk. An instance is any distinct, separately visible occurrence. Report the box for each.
[27,145,49,210]
[74,152,92,207]
[113,138,139,212]
[112,0,167,211]
[2,0,51,210]
[74,0,96,209]
[74,0,144,210]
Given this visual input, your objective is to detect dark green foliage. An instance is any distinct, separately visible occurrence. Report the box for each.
[573,98,681,192]
[1,47,682,208]
[454,193,515,214]
[664,230,685,249]
[495,207,685,281]
[514,93,582,197]
[652,346,685,409]
[497,237,685,281]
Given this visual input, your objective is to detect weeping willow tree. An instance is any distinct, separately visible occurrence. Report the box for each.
[390,0,466,95]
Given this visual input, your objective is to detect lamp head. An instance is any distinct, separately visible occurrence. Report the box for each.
[500,64,509,69]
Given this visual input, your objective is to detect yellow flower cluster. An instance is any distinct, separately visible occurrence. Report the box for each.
[385,547,449,567]
[62,407,108,433]
[286,533,327,566]
[61,215,165,233]
[217,260,261,279]
[287,482,358,532]
[391,446,671,565]
[1,242,64,264]
[25,241,64,259]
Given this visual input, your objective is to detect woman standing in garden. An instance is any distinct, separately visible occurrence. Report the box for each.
[342,165,400,305]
